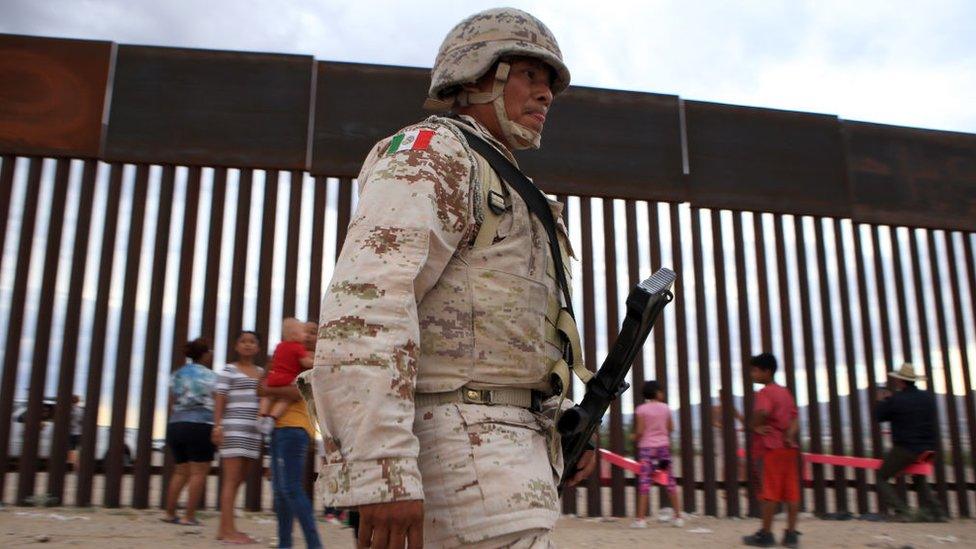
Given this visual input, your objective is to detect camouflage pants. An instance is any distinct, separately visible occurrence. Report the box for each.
[414,402,561,548]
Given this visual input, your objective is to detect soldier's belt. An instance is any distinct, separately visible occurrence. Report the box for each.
[415,387,540,412]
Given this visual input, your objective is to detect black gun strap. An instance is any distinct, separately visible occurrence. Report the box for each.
[456,125,575,321]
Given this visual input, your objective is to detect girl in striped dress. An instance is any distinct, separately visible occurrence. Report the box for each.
[212,331,264,544]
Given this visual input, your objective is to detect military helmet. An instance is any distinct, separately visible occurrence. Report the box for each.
[428,7,571,101]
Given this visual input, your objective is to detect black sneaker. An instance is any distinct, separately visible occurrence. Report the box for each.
[781,529,800,548]
[742,529,775,547]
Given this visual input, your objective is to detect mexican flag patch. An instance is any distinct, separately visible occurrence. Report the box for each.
[386,129,434,155]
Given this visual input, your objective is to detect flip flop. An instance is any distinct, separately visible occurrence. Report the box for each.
[178,519,201,526]
[220,534,258,545]
[159,516,181,524]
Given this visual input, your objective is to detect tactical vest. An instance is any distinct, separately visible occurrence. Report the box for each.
[414,116,589,400]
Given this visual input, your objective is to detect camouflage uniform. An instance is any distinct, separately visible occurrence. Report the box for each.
[306,8,579,548]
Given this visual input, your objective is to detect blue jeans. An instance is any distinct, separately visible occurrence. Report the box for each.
[271,428,322,548]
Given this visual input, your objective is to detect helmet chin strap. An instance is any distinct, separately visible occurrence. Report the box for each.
[457,62,542,151]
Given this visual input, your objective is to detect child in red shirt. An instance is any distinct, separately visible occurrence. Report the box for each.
[743,353,800,548]
[257,318,312,435]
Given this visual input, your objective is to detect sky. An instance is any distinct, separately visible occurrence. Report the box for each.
[1,0,975,133]
[1,1,975,440]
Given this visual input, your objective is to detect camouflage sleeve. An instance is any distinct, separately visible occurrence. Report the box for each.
[309,123,474,507]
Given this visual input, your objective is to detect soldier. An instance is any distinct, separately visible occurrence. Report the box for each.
[303,8,595,548]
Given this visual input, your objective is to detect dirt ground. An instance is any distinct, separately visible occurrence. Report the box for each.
[1,505,975,548]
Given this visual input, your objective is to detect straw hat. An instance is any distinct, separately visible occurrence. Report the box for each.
[888,363,924,382]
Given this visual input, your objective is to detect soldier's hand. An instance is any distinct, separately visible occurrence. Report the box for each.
[566,449,596,487]
[358,500,424,548]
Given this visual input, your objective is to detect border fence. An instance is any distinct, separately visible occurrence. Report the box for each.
[1,33,975,518]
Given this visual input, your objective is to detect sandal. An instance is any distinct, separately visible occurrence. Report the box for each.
[159,516,181,524]
[220,535,258,545]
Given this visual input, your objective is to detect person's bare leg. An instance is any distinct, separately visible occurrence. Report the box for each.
[636,493,648,520]
[761,500,776,532]
[183,461,210,523]
[67,450,78,471]
[165,463,190,520]
[218,457,242,538]
[669,489,682,518]
[786,501,798,531]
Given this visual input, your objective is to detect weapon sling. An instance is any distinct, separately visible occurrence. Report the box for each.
[455,124,576,324]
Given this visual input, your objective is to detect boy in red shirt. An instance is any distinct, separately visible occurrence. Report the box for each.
[743,353,800,548]
[257,318,312,435]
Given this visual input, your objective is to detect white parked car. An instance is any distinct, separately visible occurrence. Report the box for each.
[8,398,138,465]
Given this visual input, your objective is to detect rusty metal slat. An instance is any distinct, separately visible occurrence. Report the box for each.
[202,167,227,342]
[625,200,644,411]
[907,231,950,510]
[225,168,253,360]
[283,171,302,318]
[254,169,279,367]
[813,218,848,512]
[669,203,695,514]
[0,158,42,501]
[650,202,670,512]
[46,160,99,502]
[0,156,15,276]
[218,169,261,512]
[794,216,826,514]
[647,203,666,388]
[871,226,895,368]
[77,162,124,506]
[132,166,176,508]
[890,228,915,501]
[242,169,278,512]
[647,201,670,510]
[16,159,70,504]
[772,215,799,397]
[853,226,886,515]
[602,199,626,517]
[753,214,773,350]
[926,230,969,516]
[163,166,202,508]
[733,212,758,516]
[711,210,739,516]
[966,235,976,348]
[691,207,717,516]
[832,219,869,513]
[944,230,976,517]
[104,164,150,508]
[579,197,601,516]
[335,178,353,257]
[871,225,905,508]
[618,199,641,526]
[556,194,577,516]
[306,176,329,324]
[891,228,914,361]
[172,166,203,374]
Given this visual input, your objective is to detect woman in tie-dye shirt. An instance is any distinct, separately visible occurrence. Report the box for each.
[162,338,216,526]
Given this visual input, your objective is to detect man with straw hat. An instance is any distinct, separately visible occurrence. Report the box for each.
[875,363,945,522]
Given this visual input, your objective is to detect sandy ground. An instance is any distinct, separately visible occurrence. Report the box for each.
[1,505,975,548]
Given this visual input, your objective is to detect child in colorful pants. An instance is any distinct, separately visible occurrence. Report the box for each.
[631,380,683,528]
